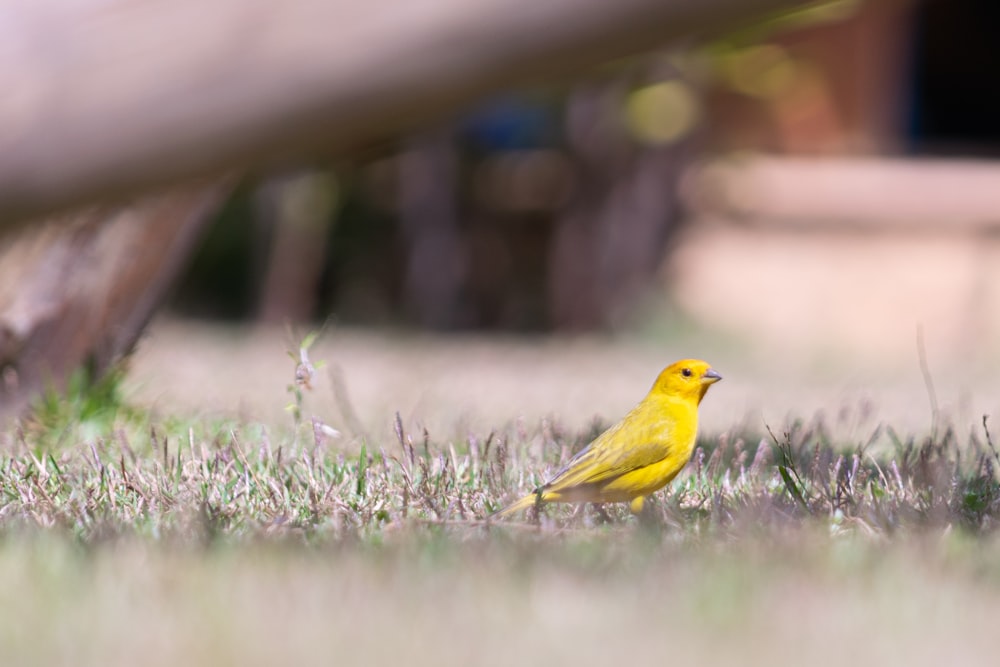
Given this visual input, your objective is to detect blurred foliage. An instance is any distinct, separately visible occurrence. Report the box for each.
[26,362,141,447]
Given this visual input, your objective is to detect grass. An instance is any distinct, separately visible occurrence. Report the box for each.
[8,389,1000,542]
[4,330,1000,665]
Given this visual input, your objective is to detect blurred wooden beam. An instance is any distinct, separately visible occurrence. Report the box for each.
[684,155,1000,232]
[0,0,808,227]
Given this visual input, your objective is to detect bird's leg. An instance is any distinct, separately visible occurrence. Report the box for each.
[528,489,544,525]
[637,499,665,531]
[591,503,613,524]
[631,495,661,529]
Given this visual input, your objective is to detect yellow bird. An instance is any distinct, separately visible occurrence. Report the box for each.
[494,359,721,518]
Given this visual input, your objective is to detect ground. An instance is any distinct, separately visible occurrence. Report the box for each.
[4,317,1000,666]
[4,533,999,667]
[131,317,999,441]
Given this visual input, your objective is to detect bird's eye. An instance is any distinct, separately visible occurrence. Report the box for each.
[681,368,692,378]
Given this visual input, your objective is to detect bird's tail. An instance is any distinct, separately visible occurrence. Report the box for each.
[492,492,542,519]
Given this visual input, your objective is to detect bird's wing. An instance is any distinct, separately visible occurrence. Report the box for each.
[544,409,677,492]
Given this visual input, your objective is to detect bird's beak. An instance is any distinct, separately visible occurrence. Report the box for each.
[702,368,722,384]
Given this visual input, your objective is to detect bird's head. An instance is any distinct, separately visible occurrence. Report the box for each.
[650,359,722,404]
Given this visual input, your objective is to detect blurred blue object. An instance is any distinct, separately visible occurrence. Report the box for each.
[460,96,557,151]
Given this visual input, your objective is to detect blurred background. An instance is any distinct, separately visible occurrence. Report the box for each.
[5,0,1000,435]
[170,0,1000,345]
[129,0,1000,434]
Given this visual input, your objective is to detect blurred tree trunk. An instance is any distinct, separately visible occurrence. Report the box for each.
[255,171,337,323]
[549,70,695,329]
[398,130,466,329]
[0,184,226,417]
